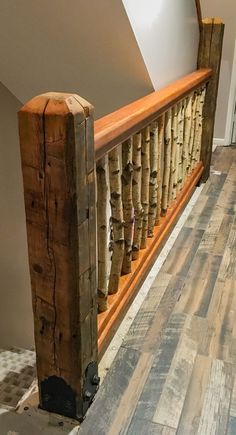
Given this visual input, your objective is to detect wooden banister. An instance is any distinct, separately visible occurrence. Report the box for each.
[94,68,212,160]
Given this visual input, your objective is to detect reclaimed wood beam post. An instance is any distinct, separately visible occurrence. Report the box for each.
[198,18,224,182]
[18,93,98,421]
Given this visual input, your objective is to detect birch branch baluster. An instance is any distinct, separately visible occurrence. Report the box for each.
[148,122,158,237]
[108,147,124,294]
[97,157,109,312]
[122,138,133,274]
[196,87,207,164]
[141,126,151,249]
[162,110,172,215]
[184,95,193,177]
[132,132,143,260]
[156,114,165,225]
[170,105,178,203]
[191,91,201,170]
[177,101,185,192]
[189,93,197,172]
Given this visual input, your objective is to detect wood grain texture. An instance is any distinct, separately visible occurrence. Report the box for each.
[197,359,233,435]
[198,18,225,181]
[153,335,197,429]
[19,93,97,419]
[79,347,140,435]
[94,70,212,160]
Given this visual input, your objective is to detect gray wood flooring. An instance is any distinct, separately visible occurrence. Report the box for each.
[79,146,236,435]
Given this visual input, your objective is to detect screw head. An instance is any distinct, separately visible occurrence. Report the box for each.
[84,390,92,401]
[92,375,100,386]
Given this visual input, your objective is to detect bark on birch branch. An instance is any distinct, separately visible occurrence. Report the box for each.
[97,157,109,312]
[122,138,133,274]
[141,126,151,249]
[156,114,164,225]
[132,132,143,260]
[108,147,124,294]
[162,110,172,215]
[148,122,158,237]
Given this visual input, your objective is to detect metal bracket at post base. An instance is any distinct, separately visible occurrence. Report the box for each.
[40,362,100,422]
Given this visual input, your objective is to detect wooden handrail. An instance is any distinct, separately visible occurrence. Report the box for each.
[94,68,212,161]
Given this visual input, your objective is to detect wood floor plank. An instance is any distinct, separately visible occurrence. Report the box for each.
[197,205,224,253]
[108,352,154,435]
[141,276,185,354]
[162,228,204,277]
[79,347,140,435]
[197,359,233,435]
[193,195,221,230]
[200,279,236,362]
[126,418,176,435]
[227,416,236,435]
[184,194,209,229]
[203,173,227,198]
[126,313,187,429]
[213,212,234,256]
[177,355,212,435]
[215,160,236,216]
[174,253,222,318]
[122,272,172,351]
[218,216,236,282]
[229,377,236,418]
[212,146,236,173]
[153,335,197,429]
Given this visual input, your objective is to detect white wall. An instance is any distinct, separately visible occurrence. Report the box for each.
[0,82,34,349]
[0,0,153,119]
[122,0,199,90]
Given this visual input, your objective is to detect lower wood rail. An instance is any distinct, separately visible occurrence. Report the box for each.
[98,162,204,356]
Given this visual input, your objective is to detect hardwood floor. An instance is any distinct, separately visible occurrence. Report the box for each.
[80,146,236,435]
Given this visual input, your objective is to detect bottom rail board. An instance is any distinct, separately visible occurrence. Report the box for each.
[98,162,204,356]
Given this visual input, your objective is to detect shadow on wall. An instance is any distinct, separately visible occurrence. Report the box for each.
[0,82,34,349]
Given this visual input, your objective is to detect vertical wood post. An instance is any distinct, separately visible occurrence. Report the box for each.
[198,18,224,181]
[18,93,98,421]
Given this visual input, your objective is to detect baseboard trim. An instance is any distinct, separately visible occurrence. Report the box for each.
[213,138,228,147]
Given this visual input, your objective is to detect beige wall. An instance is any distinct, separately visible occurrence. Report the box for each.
[0,0,153,119]
[201,0,236,140]
[0,82,34,349]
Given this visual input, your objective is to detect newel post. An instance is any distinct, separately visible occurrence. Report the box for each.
[198,18,225,182]
[18,93,98,421]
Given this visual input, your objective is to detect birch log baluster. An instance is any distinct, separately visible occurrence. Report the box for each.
[141,126,151,249]
[173,105,179,201]
[148,122,158,237]
[156,114,165,225]
[167,110,174,207]
[108,147,124,294]
[182,98,189,180]
[191,91,201,170]
[177,101,185,192]
[162,110,172,216]
[189,93,197,171]
[181,100,187,185]
[132,132,143,260]
[122,138,133,274]
[196,87,207,164]
[184,95,193,176]
[97,157,109,312]
[170,105,178,203]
